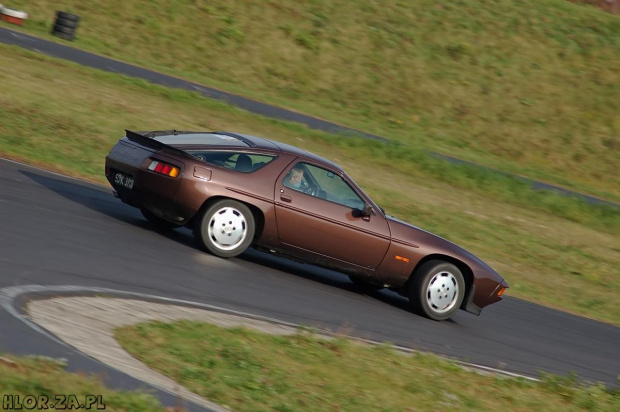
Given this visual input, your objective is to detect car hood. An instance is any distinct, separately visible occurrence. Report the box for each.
[385,215,508,286]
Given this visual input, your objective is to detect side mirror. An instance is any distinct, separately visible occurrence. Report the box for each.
[362,203,373,221]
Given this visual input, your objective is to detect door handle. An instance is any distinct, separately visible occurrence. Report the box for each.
[280,194,292,203]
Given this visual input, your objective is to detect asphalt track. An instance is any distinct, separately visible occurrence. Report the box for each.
[0,26,618,209]
[1,158,619,408]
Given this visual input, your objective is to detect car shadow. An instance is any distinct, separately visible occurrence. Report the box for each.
[20,169,199,250]
[239,248,415,315]
[21,169,429,320]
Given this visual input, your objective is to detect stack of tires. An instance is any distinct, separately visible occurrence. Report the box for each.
[51,11,80,41]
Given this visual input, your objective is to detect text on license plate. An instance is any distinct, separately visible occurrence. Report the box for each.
[114,173,134,189]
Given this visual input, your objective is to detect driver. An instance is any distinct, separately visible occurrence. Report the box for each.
[284,167,307,191]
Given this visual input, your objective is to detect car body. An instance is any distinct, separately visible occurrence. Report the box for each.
[105,130,508,320]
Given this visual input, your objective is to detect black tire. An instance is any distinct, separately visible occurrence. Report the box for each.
[55,17,79,29]
[140,207,183,231]
[348,275,384,292]
[196,199,255,258]
[56,11,80,22]
[408,260,465,321]
[51,31,75,41]
[52,24,75,35]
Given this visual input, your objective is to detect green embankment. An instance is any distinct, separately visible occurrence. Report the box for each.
[5,0,620,201]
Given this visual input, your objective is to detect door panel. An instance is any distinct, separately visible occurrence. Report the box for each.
[274,162,390,270]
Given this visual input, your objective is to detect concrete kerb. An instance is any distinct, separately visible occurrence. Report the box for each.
[0,285,306,412]
[27,296,302,412]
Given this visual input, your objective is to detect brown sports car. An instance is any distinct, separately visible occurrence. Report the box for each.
[105,130,508,320]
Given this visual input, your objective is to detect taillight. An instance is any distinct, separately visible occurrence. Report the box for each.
[148,160,180,177]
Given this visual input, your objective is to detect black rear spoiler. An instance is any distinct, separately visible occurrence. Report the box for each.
[124,129,201,162]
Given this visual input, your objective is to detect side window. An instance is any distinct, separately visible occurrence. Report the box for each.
[283,163,365,209]
[188,151,276,173]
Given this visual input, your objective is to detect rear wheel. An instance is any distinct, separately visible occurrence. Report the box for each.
[409,260,465,321]
[196,199,255,258]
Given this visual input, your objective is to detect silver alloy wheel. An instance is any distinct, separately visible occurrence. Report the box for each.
[207,206,247,251]
[425,271,459,314]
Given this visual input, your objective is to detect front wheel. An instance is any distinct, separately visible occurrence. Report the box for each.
[409,260,465,321]
[196,199,255,258]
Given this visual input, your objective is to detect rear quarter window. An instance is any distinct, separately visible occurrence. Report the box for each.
[188,151,277,173]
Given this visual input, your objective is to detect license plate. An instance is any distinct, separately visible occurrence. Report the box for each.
[114,172,134,189]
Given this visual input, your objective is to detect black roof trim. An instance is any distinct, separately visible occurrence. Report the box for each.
[134,130,197,138]
[213,131,257,147]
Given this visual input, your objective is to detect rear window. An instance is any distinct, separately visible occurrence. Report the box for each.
[187,151,276,173]
[154,133,250,147]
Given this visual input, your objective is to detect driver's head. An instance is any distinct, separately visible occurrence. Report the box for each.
[289,168,304,188]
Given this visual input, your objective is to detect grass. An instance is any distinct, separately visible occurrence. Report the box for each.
[0,44,618,324]
[0,355,167,411]
[2,0,620,202]
[116,320,620,412]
